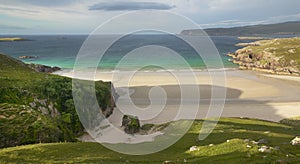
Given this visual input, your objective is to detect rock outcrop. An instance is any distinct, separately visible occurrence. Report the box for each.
[291,136,300,145]
[28,63,61,73]
[122,115,140,134]
[29,98,60,118]
[19,55,38,59]
[227,37,300,76]
[235,43,261,47]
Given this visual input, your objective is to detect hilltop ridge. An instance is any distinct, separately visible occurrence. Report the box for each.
[181,21,300,36]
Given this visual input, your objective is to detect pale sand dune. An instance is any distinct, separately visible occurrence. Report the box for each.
[56,70,300,123]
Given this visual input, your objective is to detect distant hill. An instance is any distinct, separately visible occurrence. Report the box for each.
[181,21,300,36]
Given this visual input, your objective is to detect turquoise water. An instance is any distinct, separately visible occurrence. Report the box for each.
[0,35,239,71]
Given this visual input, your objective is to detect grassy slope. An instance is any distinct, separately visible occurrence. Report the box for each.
[0,54,112,148]
[1,54,300,163]
[0,53,45,85]
[248,37,300,69]
[0,118,299,163]
[230,37,300,74]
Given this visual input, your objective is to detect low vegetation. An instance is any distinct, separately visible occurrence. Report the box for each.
[0,54,113,148]
[228,37,300,75]
[0,118,299,163]
[1,53,300,163]
[280,116,300,128]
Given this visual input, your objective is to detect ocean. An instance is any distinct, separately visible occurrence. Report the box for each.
[0,35,246,71]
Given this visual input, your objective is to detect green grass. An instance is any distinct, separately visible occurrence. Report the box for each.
[0,118,299,163]
[1,53,300,163]
[0,54,113,148]
[280,116,300,128]
[241,37,300,70]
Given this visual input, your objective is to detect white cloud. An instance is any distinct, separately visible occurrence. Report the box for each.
[0,0,300,33]
[200,12,300,28]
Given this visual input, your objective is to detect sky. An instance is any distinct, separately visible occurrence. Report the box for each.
[1,0,300,34]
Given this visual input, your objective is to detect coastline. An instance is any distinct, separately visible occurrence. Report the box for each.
[227,37,300,76]
[54,69,300,123]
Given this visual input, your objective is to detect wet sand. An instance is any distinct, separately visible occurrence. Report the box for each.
[56,70,300,123]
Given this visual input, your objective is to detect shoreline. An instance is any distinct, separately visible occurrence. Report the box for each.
[54,69,300,123]
[76,69,300,144]
[226,37,300,76]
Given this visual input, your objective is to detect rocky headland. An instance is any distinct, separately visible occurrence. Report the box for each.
[0,53,115,148]
[0,37,29,42]
[27,63,61,73]
[228,37,300,76]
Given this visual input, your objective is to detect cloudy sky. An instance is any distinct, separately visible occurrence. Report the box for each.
[1,0,300,34]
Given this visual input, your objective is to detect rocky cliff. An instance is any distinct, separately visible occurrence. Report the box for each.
[227,37,300,75]
[28,63,61,73]
[0,54,115,148]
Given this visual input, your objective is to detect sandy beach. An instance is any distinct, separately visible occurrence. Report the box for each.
[56,69,300,125]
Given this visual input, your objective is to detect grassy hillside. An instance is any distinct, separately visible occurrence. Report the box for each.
[228,37,300,75]
[0,54,112,148]
[181,21,300,36]
[0,118,299,163]
[1,53,299,163]
[244,37,300,69]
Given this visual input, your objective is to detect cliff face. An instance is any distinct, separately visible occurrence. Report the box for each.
[28,63,61,73]
[228,37,300,75]
[0,54,114,148]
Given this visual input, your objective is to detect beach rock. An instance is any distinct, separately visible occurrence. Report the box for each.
[291,136,300,145]
[27,63,61,73]
[235,42,261,47]
[19,55,38,59]
[122,115,140,134]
